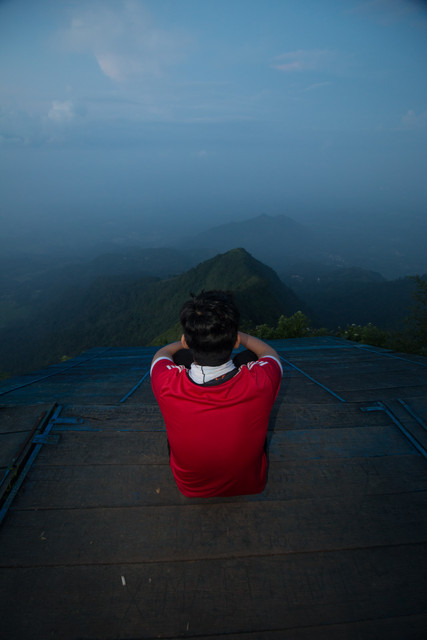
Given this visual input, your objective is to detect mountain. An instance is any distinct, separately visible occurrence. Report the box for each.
[177,212,427,279]
[177,214,326,272]
[282,264,416,329]
[312,212,427,279]
[0,247,192,332]
[150,247,304,344]
[0,248,303,376]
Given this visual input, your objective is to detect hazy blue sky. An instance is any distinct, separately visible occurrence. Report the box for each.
[1,0,427,251]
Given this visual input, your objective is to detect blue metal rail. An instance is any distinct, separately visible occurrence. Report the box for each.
[0,405,68,526]
[356,344,427,368]
[398,399,427,432]
[0,348,112,397]
[119,370,150,403]
[361,402,427,460]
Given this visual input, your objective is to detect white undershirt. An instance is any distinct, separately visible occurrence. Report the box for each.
[189,359,236,384]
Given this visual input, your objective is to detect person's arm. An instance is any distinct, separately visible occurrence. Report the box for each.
[238,331,280,361]
[151,341,185,368]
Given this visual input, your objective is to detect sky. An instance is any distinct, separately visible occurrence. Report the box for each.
[1,0,427,253]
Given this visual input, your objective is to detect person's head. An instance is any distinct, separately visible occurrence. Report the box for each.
[180,290,240,366]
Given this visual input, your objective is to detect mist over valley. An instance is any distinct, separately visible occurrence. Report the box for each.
[1,1,427,377]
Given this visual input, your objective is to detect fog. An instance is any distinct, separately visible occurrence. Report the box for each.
[1,0,427,272]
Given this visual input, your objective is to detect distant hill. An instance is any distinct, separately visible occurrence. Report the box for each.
[0,248,303,376]
[313,212,427,279]
[0,247,192,331]
[177,214,326,272]
[282,264,416,329]
[177,212,427,279]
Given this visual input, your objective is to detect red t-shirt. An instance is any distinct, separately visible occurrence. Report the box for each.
[150,356,282,498]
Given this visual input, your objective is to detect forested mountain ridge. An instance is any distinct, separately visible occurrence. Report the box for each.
[0,247,193,335]
[1,240,424,378]
[150,248,305,344]
[0,248,303,376]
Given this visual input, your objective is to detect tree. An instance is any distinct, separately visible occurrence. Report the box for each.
[255,311,311,339]
[406,275,427,354]
[276,311,311,338]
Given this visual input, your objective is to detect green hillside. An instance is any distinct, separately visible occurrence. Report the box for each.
[0,248,303,376]
[150,248,304,343]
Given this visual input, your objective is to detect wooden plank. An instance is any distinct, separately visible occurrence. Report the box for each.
[55,401,392,433]
[0,404,51,467]
[269,426,417,459]
[1,545,426,639]
[343,386,427,402]
[58,403,164,431]
[273,376,340,404]
[164,615,427,640]
[288,372,427,399]
[297,356,424,373]
[270,402,392,429]
[399,396,427,421]
[0,376,152,406]
[0,432,33,468]
[282,355,427,382]
[332,372,427,392]
[35,431,169,465]
[1,492,426,566]
[0,405,50,435]
[386,398,427,454]
[12,455,427,509]
[124,384,161,404]
[31,425,419,468]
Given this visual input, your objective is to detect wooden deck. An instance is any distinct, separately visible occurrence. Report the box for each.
[0,337,426,639]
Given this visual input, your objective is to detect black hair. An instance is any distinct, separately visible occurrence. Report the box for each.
[180,290,240,366]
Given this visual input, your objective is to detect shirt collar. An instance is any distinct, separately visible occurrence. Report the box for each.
[189,359,236,384]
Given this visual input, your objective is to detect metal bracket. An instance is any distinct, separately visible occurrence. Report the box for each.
[360,402,383,413]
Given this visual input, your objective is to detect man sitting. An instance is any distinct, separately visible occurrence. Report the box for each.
[150,290,282,498]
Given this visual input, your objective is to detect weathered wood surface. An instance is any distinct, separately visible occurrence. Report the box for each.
[280,347,427,401]
[1,339,427,639]
[0,347,154,406]
[13,455,427,509]
[1,546,426,639]
[0,404,51,468]
[192,616,427,640]
[58,400,393,430]
[403,396,427,417]
[2,340,427,407]
[2,491,426,567]
[28,425,417,466]
[386,398,427,453]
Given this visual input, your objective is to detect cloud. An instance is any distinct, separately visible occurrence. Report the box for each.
[0,105,47,147]
[272,50,336,73]
[304,82,333,92]
[402,109,427,129]
[48,100,76,123]
[61,0,191,82]
[96,53,137,83]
